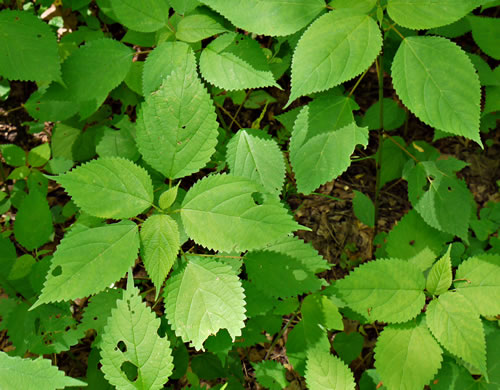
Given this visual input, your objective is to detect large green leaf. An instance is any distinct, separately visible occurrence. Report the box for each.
[374,321,443,390]
[391,36,481,145]
[333,258,426,323]
[163,257,246,350]
[0,10,60,82]
[290,106,369,194]
[140,215,180,299]
[181,174,301,252]
[226,129,285,196]
[426,292,487,376]
[199,33,278,91]
[305,349,356,390]
[454,254,500,317]
[426,247,452,296]
[199,0,325,36]
[387,0,478,30]
[136,46,219,179]
[100,273,173,389]
[110,0,169,32]
[287,10,382,106]
[0,352,87,390]
[469,16,500,60]
[32,221,139,309]
[55,157,153,219]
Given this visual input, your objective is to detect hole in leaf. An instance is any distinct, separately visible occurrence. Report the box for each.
[447,186,452,191]
[117,340,127,353]
[181,125,186,129]
[409,240,415,246]
[52,266,62,276]
[37,34,42,38]
[120,361,138,382]
[93,316,98,321]
[251,192,265,205]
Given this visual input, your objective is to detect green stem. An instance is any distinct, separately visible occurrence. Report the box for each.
[374,54,384,235]
[229,89,251,130]
[311,192,342,202]
[264,312,298,360]
[347,67,370,98]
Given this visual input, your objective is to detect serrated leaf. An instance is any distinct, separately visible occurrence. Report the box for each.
[287,10,382,106]
[32,221,139,309]
[374,321,443,390]
[454,254,500,317]
[110,0,169,32]
[176,14,227,43]
[180,174,301,252]
[158,184,180,210]
[426,292,487,376]
[305,349,356,390]
[226,129,285,196]
[55,157,153,219]
[140,215,180,299]
[426,246,453,296]
[252,361,289,390]
[199,33,278,91]
[290,107,369,194]
[391,36,481,145]
[469,16,500,60]
[100,273,173,389]
[137,46,219,179]
[0,352,87,390]
[387,0,478,30]
[334,258,426,323]
[199,0,325,36]
[163,257,246,350]
[0,10,60,82]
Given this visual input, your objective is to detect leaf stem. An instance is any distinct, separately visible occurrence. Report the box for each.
[347,67,370,98]
[230,89,252,130]
[311,192,342,202]
[264,312,298,360]
[374,54,384,235]
[385,133,420,163]
[216,103,243,129]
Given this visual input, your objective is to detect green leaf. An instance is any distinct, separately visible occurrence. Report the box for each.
[391,36,481,145]
[361,98,406,131]
[387,0,478,30]
[305,349,356,390]
[170,0,200,14]
[140,215,180,299]
[469,16,500,60]
[110,0,169,32]
[28,143,51,167]
[137,45,219,179]
[426,292,487,376]
[252,361,289,390]
[374,321,443,390]
[429,357,478,390]
[287,10,382,106]
[0,10,61,82]
[96,126,140,162]
[333,332,364,364]
[0,352,87,390]
[32,221,139,309]
[226,129,285,196]
[454,254,500,317]
[180,174,301,251]
[55,157,153,219]
[176,14,227,43]
[329,0,376,13]
[0,144,25,167]
[158,183,180,210]
[290,107,369,194]
[100,273,173,389]
[199,0,325,36]
[426,246,453,296]
[199,33,278,91]
[163,257,246,350]
[334,258,426,323]
[353,191,375,227]
[14,189,54,251]
[302,293,344,331]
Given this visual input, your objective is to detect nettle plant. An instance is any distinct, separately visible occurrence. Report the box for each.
[0,0,499,389]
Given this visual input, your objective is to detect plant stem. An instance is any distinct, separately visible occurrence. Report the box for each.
[264,312,298,360]
[0,161,10,196]
[311,192,342,202]
[229,89,251,130]
[347,67,370,98]
[216,103,243,129]
[374,54,384,236]
[385,133,419,163]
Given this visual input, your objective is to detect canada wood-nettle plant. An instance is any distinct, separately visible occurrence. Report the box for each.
[0,0,499,389]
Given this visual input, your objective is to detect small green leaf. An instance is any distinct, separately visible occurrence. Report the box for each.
[0,144,25,167]
[158,183,180,210]
[27,143,51,167]
[252,361,289,390]
[426,246,453,296]
[110,0,169,32]
[302,293,344,331]
[176,14,227,43]
[469,16,500,60]
[305,349,356,390]
[353,191,375,227]
[333,332,364,364]
[100,273,174,389]
[55,157,153,219]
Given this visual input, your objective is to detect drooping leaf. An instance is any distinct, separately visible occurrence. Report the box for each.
[100,273,173,389]
[199,0,325,36]
[290,107,369,194]
[181,174,301,252]
[163,257,246,350]
[140,215,180,299]
[454,254,500,317]
[333,258,426,323]
[305,349,356,390]
[176,14,227,43]
[0,10,60,82]
[137,45,219,179]
[374,321,443,390]
[426,292,487,376]
[426,246,453,296]
[469,16,500,60]
[287,10,382,106]
[226,129,286,196]
[0,352,87,390]
[387,0,478,30]
[391,36,481,145]
[55,157,153,219]
[252,361,289,390]
[32,221,139,309]
[199,33,278,91]
[110,0,169,32]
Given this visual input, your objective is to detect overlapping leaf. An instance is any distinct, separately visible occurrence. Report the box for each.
[110,0,169,32]
[100,274,173,389]
[392,36,481,144]
[176,14,227,43]
[469,16,500,60]
[163,257,246,350]
[426,247,452,296]
[305,349,356,390]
